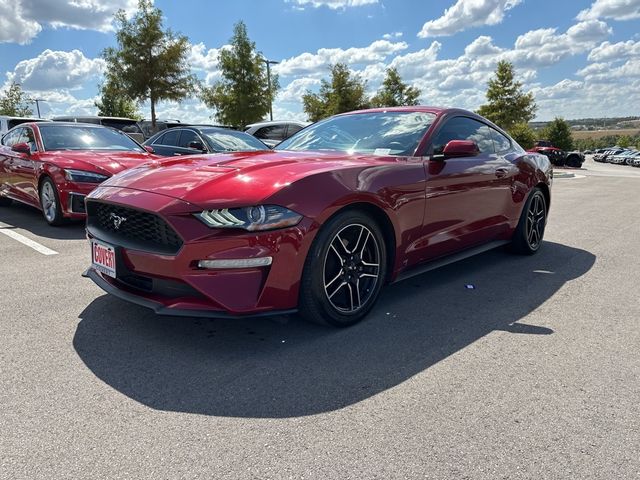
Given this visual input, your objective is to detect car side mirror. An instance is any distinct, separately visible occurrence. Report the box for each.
[11,142,31,155]
[188,141,206,152]
[144,145,155,154]
[440,140,480,159]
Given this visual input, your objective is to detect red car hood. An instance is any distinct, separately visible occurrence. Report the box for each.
[42,150,156,175]
[99,150,395,207]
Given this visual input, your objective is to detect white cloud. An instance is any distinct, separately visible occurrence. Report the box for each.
[588,39,640,61]
[0,0,141,44]
[382,32,403,40]
[275,39,408,76]
[288,0,378,9]
[277,77,321,102]
[7,49,104,91]
[504,20,612,68]
[417,0,523,38]
[577,0,640,21]
[0,2,42,44]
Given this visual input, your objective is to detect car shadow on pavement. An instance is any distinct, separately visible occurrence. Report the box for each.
[0,201,85,240]
[74,241,595,418]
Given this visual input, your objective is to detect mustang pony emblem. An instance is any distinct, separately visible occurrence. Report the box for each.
[109,213,127,230]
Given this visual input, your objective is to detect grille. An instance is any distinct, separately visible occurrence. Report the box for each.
[87,201,183,254]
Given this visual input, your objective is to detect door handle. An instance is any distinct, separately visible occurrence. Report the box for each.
[495,167,509,178]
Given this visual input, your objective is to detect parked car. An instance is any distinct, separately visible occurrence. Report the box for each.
[143,126,269,157]
[0,122,157,225]
[528,145,565,166]
[137,120,231,140]
[632,155,640,167]
[606,149,634,164]
[244,120,310,148]
[52,116,145,143]
[625,151,640,165]
[527,140,584,167]
[84,107,552,327]
[609,150,640,165]
[594,148,623,162]
[1,116,49,136]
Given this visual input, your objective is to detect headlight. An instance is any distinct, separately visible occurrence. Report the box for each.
[195,205,303,231]
[64,169,110,183]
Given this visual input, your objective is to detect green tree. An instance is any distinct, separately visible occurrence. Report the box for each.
[617,135,632,148]
[94,81,141,119]
[508,122,536,149]
[302,63,369,122]
[477,61,536,131]
[0,82,33,117]
[370,67,420,107]
[200,21,278,128]
[542,117,573,151]
[102,0,197,128]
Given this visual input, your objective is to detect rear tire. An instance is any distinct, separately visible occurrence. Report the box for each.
[510,187,547,255]
[565,155,582,168]
[39,177,65,226]
[298,210,387,327]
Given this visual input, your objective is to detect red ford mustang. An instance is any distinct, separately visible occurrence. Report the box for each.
[0,122,157,225]
[84,107,552,326]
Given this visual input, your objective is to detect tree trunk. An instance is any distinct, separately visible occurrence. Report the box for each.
[150,96,156,131]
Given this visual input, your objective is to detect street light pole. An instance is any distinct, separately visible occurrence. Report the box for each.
[33,99,45,118]
[261,58,279,121]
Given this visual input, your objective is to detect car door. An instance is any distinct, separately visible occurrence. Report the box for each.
[149,129,182,156]
[11,126,40,204]
[421,116,512,259]
[177,129,208,155]
[0,127,33,204]
[0,128,20,197]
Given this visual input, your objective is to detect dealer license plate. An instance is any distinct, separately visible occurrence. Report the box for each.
[91,240,116,278]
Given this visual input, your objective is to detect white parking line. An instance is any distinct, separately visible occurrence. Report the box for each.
[0,221,58,256]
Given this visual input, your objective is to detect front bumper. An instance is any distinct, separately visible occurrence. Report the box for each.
[82,268,297,318]
[83,187,317,316]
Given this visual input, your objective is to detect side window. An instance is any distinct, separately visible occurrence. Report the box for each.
[178,130,200,149]
[3,128,23,148]
[255,125,286,140]
[19,127,38,152]
[431,117,495,155]
[155,129,179,146]
[286,124,303,137]
[491,128,512,153]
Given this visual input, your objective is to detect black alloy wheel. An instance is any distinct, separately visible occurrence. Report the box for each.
[299,210,387,327]
[511,188,547,255]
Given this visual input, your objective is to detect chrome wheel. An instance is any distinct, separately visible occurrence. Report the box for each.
[323,223,381,313]
[526,193,546,250]
[41,181,57,222]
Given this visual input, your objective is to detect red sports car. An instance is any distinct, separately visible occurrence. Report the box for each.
[84,107,552,326]
[0,122,157,225]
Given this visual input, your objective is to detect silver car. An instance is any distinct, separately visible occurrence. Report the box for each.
[244,120,310,148]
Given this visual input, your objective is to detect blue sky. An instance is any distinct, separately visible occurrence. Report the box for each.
[1,0,639,122]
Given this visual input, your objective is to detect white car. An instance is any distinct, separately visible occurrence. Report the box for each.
[244,120,310,148]
[0,116,49,136]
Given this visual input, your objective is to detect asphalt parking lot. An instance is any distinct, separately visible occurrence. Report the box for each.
[1,156,639,479]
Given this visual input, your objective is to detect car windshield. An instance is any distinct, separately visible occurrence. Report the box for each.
[275,111,437,156]
[202,129,269,152]
[39,124,144,152]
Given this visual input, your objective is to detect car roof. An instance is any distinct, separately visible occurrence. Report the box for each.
[343,106,449,116]
[51,115,137,121]
[245,120,310,128]
[36,121,110,127]
[0,115,48,121]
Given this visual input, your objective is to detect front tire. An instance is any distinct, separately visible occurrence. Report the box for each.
[299,210,387,327]
[39,177,64,226]
[510,187,547,255]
